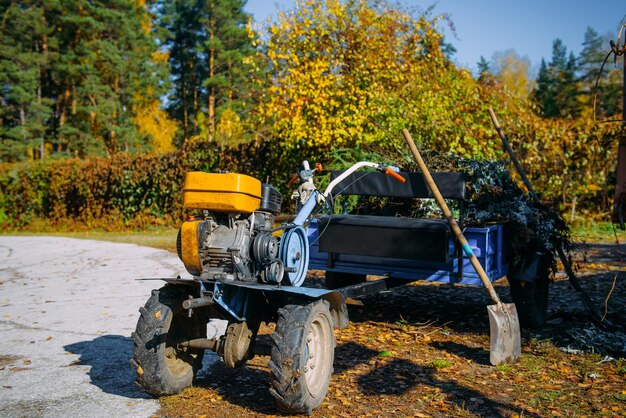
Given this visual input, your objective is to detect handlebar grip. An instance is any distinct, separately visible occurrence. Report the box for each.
[315,162,323,172]
[385,167,406,183]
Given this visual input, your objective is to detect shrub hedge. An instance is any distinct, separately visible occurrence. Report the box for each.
[0,140,320,230]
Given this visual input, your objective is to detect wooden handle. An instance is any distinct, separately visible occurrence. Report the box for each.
[401,129,502,305]
[488,108,539,204]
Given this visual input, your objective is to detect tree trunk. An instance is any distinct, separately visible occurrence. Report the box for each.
[569,195,577,222]
[19,106,27,159]
[181,62,188,139]
[192,71,198,134]
[36,40,44,160]
[208,22,215,142]
[71,83,76,115]
[209,87,215,141]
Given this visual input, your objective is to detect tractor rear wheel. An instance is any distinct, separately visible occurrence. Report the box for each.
[131,284,207,396]
[269,300,335,414]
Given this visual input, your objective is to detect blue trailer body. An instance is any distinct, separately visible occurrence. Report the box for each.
[307,218,508,286]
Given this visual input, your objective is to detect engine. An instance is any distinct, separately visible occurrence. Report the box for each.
[177,172,284,283]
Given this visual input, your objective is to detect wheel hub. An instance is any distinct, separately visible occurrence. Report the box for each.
[304,317,331,397]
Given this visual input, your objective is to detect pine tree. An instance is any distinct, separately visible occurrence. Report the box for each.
[158,0,258,144]
[200,0,254,142]
[533,38,580,118]
[54,0,165,155]
[0,0,165,162]
[0,1,55,161]
[158,0,204,140]
[534,59,554,115]
[477,56,492,83]
[579,27,605,85]
[555,51,580,118]
[551,38,567,70]
[578,26,621,118]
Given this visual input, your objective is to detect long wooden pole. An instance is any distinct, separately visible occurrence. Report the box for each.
[487,108,615,331]
[401,129,502,305]
[614,52,626,227]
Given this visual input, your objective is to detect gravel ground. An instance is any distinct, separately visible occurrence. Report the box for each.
[0,236,220,418]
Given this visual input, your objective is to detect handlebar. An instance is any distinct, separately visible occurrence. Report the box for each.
[290,160,406,226]
[322,161,405,196]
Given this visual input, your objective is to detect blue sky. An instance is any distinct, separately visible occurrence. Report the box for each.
[245,0,625,74]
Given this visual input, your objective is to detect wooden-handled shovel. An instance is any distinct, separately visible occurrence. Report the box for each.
[402,129,521,365]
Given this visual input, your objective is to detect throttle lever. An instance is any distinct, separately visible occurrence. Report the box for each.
[378,164,406,183]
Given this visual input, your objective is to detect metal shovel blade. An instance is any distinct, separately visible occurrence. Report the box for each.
[487,303,521,365]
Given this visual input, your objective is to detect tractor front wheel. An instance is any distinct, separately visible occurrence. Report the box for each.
[269,300,335,414]
[131,284,207,396]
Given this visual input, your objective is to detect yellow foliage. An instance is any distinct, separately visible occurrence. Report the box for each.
[259,0,455,151]
[134,101,178,153]
[132,0,152,34]
[151,50,169,64]
[215,108,245,146]
[195,108,247,147]
[253,0,617,216]
[492,50,534,100]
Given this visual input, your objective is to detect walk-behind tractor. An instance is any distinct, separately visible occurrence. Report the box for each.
[132,141,544,414]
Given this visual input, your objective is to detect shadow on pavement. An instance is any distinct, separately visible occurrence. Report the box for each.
[64,335,152,400]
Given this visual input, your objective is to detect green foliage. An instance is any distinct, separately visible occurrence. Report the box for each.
[496,364,512,373]
[571,220,626,243]
[158,0,261,143]
[477,56,492,83]
[0,0,166,162]
[533,39,581,118]
[577,27,623,119]
[0,140,290,229]
[533,32,623,121]
[430,359,451,369]
[0,0,621,229]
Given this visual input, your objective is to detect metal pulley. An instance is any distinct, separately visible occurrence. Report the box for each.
[278,226,309,287]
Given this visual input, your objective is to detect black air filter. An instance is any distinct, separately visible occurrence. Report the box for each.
[260,183,282,213]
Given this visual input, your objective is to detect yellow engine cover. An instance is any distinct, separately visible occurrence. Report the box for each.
[180,220,203,276]
[183,172,262,213]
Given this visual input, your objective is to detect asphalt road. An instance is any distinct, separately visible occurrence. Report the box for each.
[0,236,224,418]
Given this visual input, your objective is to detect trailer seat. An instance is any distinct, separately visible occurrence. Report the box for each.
[318,170,467,263]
